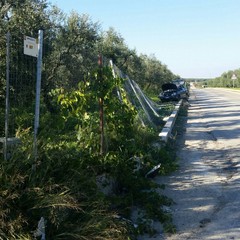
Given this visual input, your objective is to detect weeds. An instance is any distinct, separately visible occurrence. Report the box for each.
[0,68,180,239]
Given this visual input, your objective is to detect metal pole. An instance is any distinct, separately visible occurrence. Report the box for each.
[109,60,122,102]
[231,73,237,88]
[4,32,10,160]
[33,30,43,162]
[98,55,104,155]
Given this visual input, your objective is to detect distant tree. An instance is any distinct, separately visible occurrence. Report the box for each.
[207,69,240,88]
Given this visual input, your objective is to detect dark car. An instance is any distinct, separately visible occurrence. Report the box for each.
[159,82,189,102]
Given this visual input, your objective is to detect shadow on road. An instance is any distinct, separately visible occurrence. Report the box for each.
[153,88,240,240]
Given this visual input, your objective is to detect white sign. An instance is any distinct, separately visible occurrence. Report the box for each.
[231,74,237,80]
[24,36,38,57]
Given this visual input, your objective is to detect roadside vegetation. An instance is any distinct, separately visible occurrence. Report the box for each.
[0,1,180,239]
[190,69,240,89]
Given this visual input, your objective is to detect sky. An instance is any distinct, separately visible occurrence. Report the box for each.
[51,0,240,79]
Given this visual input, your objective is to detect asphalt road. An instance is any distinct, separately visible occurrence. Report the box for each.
[139,87,240,240]
[194,88,240,148]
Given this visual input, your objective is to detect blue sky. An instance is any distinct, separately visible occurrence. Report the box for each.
[51,0,240,78]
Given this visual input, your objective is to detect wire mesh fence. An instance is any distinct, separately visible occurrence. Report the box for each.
[0,30,171,159]
[0,31,38,159]
[111,60,171,127]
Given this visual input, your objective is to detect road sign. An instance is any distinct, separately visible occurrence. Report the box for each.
[231,74,237,80]
[24,36,38,57]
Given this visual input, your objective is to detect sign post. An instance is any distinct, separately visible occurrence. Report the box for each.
[33,30,43,162]
[24,30,43,163]
[231,73,237,88]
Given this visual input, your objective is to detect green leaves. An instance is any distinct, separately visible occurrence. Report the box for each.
[207,69,240,88]
[0,2,178,238]
[56,65,136,157]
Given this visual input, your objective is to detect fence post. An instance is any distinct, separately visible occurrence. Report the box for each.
[4,32,10,161]
[33,30,43,163]
[98,55,104,155]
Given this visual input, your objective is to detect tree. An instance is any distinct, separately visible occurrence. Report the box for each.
[41,12,101,114]
[44,12,100,90]
[99,28,177,96]
[134,54,176,95]
[0,0,56,134]
[99,27,133,72]
[207,69,240,88]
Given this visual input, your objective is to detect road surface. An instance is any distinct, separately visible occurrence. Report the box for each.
[139,87,240,240]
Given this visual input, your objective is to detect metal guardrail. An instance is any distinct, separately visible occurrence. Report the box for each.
[159,99,183,142]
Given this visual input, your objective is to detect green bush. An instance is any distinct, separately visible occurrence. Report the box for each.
[0,67,178,239]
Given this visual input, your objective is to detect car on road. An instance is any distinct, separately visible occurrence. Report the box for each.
[159,82,189,102]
